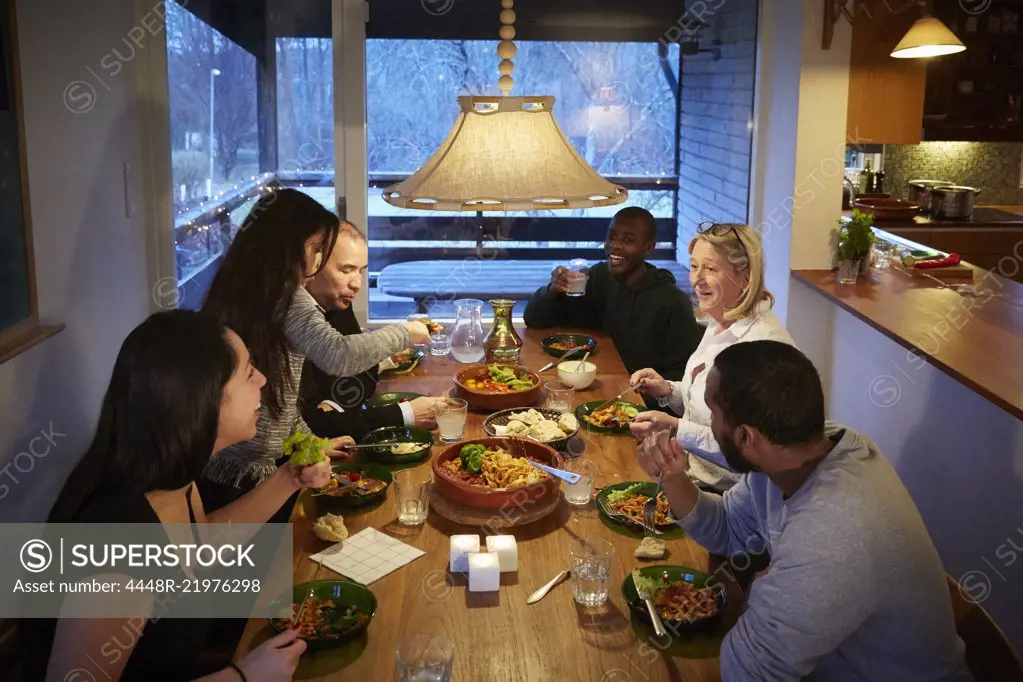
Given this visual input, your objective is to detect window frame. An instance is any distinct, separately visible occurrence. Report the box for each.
[0,0,63,365]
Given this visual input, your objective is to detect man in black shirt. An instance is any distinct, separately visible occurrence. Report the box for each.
[300,222,446,439]
[524,206,703,408]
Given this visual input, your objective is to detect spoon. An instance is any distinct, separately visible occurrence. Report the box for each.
[573,351,591,373]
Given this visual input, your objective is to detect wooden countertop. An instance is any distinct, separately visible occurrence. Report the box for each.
[234,328,743,682]
[792,261,1023,421]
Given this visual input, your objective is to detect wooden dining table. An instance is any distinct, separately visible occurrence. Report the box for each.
[234,327,743,681]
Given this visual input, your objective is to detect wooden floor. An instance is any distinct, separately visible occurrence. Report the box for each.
[234,328,740,682]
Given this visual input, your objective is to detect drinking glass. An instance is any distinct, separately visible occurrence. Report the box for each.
[872,242,894,270]
[544,380,575,414]
[395,468,433,526]
[407,313,432,348]
[565,258,589,297]
[837,259,861,285]
[568,537,614,607]
[436,398,468,443]
[563,459,596,505]
[396,632,453,682]
[430,332,451,357]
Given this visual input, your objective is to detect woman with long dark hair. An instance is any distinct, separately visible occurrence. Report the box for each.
[24,310,321,682]
[200,188,429,513]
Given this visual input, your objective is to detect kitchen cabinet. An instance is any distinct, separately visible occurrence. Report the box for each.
[923,0,1023,141]
[846,2,928,145]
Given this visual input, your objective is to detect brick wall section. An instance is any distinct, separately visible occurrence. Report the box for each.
[676,0,758,260]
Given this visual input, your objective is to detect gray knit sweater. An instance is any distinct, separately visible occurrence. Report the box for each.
[204,287,411,487]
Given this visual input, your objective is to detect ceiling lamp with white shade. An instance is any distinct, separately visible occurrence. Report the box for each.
[891,15,966,59]
[382,0,628,212]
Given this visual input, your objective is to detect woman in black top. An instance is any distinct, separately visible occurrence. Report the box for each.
[23,310,328,682]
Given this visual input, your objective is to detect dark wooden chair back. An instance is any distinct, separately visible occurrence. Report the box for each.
[946,575,1023,682]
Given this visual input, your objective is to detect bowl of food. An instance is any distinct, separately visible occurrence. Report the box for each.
[432,437,563,510]
[383,348,425,375]
[622,566,726,634]
[268,579,377,649]
[452,363,544,411]
[359,426,433,464]
[557,360,597,390]
[576,400,643,434]
[363,392,424,409]
[482,407,579,451]
[541,334,597,358]
[596,481,676,530]
[312,462,393,509]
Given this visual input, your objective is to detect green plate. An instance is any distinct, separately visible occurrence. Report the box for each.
[363,392,424,409]
[360,425,433,464]
[576,400,644,434]
[268,579,377,649]
[382,348,425,375]
[622,565,727,634]
[312,461,393,509]
[541,334,597,358]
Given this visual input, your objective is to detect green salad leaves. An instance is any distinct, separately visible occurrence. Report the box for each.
[606,483,642,504]
[459,443,486,474]
[633,574,669,598]
[487,364,535,391]
[283,431,329,466]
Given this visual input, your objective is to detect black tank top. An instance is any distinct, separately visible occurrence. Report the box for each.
[21,488,212,682]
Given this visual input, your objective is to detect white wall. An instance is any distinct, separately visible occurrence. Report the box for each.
[753,0,1023,652]
[0,0,152,522]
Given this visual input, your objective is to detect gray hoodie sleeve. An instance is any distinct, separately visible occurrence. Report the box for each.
[285,288,411,378]
[676,483,765,558]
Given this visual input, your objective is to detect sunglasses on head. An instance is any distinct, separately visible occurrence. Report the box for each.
[697,222,749,264]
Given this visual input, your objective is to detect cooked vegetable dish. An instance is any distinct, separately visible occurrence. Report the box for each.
[273,598,369,639]
[442,444,548,489]
[464,365,536,394]
[582,402,639,428]
[633,575,719,622]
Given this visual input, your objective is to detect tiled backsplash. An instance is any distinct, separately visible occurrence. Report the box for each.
[882,142,1023,205]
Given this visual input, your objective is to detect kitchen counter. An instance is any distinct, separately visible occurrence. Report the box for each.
[843,206,1023,229]
[792,230,1023,420]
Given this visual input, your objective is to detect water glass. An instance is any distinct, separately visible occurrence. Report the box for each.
[837,259,861,285]
[395,468,433,526]
[872,242,894,270]
[396,632,453,682]
[565,258,589,297]
[568,537,614,607]
[429,332,451,356]
[436,398,468,443]
[544,380,575,414]
[407,313,431,348]
[563,459,596,505]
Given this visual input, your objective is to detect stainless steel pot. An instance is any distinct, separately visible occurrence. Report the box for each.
[907,179,952,213]
[930,185,981,220]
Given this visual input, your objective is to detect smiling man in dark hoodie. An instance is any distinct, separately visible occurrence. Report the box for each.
[524,207,703,407]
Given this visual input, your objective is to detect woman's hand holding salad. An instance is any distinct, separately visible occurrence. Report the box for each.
[281,431,334,490]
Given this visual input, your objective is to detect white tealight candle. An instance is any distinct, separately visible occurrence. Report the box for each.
[468,552,500,592]
[485,534,518,572]
[449,534,480,572]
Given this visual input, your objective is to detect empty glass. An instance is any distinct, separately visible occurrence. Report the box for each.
[436,398,468,443]
[396,632,453,682]
[837,259,861,285]
[544,380,575,414]
[395,468,433,526]
[563,459,596,505]
[568,537,614,607]
[430,332,451,356]
[872,242,895,270]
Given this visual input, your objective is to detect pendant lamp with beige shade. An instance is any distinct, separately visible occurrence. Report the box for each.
[381,0,628,212]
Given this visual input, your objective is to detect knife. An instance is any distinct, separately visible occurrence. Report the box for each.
[537,345,589,373]
[632,569,667,638]
[526,569,570,604]
[589,385,636,416]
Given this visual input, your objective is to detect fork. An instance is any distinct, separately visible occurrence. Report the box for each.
[292,586,315,628]
[598,494,663,536]
[643,472,664,539]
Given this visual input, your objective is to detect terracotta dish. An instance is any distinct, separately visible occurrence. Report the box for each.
[452,363,544,411]
[852,197,920,222]
[432,437,563,510]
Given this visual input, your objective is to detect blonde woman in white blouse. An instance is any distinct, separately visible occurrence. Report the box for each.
[630,223,796,491]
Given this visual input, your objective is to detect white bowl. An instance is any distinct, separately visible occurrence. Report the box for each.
[557,361,597,389]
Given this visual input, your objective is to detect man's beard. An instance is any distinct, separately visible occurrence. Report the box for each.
[717,429,758,474]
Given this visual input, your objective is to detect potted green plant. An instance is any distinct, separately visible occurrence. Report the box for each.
[835,209,875,283]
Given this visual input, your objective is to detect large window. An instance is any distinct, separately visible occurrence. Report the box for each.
[166,1,335,308]
[365,39,680,320]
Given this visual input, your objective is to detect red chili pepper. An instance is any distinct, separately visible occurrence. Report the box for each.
[342,472,361,482]
[913,252,961,269]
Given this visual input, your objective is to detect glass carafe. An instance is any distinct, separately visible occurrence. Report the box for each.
[484,299,522,364]
[449,299,486,363]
